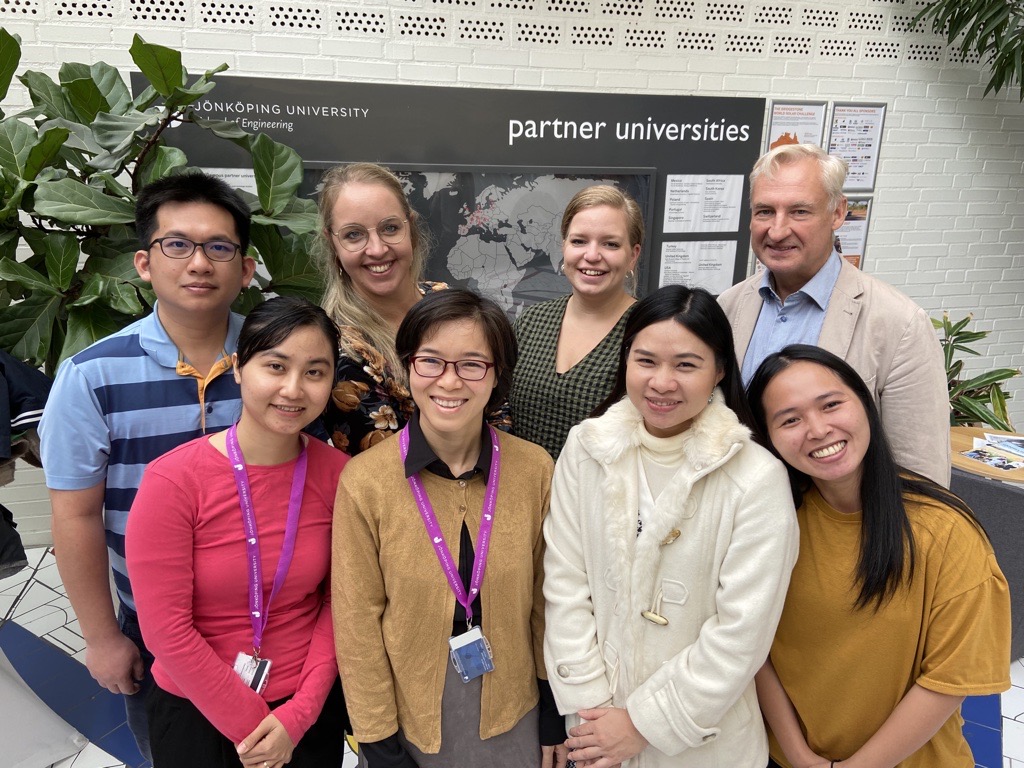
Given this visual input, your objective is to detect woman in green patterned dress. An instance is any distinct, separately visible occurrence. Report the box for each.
[509,186,643,459]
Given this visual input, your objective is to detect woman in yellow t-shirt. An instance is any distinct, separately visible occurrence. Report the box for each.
[746,344,1010,768]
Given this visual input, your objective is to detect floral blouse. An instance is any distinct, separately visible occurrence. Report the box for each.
[323,283,440,455]
[324,282,511,455]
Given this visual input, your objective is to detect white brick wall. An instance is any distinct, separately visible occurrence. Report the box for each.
[3,0,1023,535]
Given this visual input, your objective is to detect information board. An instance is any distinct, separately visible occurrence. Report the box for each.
[144,74,765,307]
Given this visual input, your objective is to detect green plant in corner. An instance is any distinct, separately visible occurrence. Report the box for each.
[933,313,1020,431]
[0,30,321,375]
[912,0,1024,102]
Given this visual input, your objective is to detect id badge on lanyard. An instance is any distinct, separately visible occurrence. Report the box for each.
[448,626,495,682]
[400,425,500,683]
[226,424,307,694]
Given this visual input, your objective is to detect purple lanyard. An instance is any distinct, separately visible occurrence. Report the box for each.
[226,424,308,658]
[399,425,501,630]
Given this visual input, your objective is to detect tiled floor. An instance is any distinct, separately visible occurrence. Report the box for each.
[1005,659,1024,767]
[0,548,356,768]
[1,547,1019,767]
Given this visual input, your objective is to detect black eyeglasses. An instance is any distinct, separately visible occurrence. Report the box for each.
[329,217,408,252]
[149,237,241,262]
[410,356,495,381]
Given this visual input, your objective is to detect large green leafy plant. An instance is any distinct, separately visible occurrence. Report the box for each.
[933,313,1020,431]
[0,30,321,375]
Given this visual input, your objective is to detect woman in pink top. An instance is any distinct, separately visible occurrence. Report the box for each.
[127,297,349,768]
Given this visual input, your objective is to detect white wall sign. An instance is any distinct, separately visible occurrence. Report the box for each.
[663,174,744,233]
[659,241,737,294]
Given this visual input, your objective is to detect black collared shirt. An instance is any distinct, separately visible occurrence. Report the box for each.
[403,411,491,633]
[403,409,493,480]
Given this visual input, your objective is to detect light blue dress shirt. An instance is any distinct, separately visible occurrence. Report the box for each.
[740,251,843,385]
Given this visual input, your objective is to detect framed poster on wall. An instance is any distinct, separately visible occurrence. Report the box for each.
[828,103,887,193]
[765,100,828,150]
[835,196,872,269]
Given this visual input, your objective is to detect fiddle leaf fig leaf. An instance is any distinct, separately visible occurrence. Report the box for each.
[92,111,162,153]
[251,208,318,234]
[0,119,35,177]
[129,35,185,97]
[0,292,61,365]
[0,257,62,295]
[90,61,133,115]
[39,117,103,155]
[0,231,17,266]
[72,272,144,315]
[166,78,217,110]
[131,84,160,111]
[25,127,70,181]
[19,70,77,121]
[34,178,135,225]
[251,133,302,216]
[0,178,29,219]
[64,75,109,124]
[191,115,251,145]
[58,62,92,85]
[139,145,187,187]
[94,171,135,200]
[231,286,265,315]
[42,232,80,292]
[60,303,133,366]
[0,28,21,103]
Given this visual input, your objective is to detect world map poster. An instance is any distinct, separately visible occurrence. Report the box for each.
[394,171,653,319]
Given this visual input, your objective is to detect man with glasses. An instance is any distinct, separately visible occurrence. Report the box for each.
[40,172,256,760]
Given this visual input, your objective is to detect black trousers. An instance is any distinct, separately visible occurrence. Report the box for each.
[147,676,347,768]
[767,759,786,768]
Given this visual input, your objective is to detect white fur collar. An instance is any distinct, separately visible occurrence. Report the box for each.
[575,389,751,468]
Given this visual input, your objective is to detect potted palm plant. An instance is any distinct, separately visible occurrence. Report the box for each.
[933,313,1020,431]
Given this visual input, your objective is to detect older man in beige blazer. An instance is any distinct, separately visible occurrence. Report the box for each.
[719,144,950,486]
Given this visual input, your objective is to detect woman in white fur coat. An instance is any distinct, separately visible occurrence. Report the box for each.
[543,285,799,768]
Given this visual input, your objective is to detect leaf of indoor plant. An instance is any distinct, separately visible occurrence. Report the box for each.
[0,119,35,177]
[24,126,70,181]
[41,232,80,292]
[33,178,135,225]
[129,35,185,97]
[18,70,77,122]
[0,292,61,364]
[0,28,21,103]
[0,257,62,295]
[139,145,187,188]
[251,133,303,216]
[60,303,133,365]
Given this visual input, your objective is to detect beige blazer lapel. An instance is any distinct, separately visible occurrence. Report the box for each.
[729,277,763,364]
[818,260,864,360]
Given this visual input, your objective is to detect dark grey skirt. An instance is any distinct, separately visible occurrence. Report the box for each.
[358,662,540,767]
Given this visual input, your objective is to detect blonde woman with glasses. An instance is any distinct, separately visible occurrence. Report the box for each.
[316,163,448,455]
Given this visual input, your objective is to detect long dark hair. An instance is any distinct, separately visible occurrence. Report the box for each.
[747,344,983,609]
[593,284,753,429]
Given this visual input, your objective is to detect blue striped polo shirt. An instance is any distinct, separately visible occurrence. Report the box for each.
[40,306,244,614]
